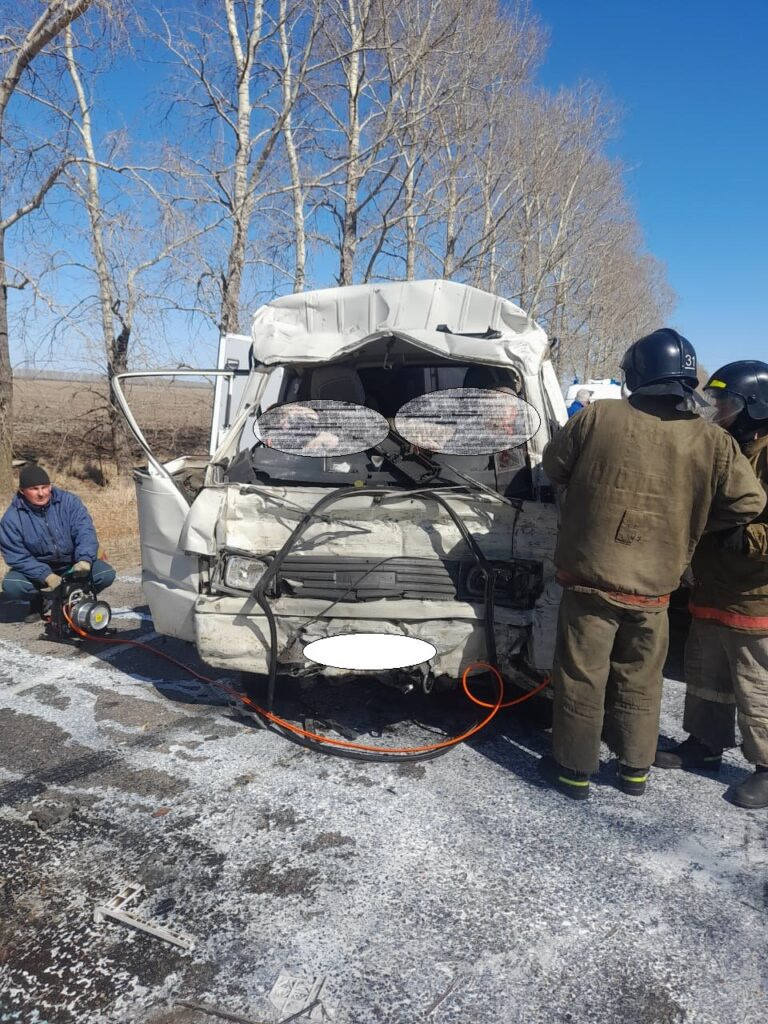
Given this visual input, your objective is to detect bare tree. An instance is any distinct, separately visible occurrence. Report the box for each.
[308,0,463,285]
[277,0,311,291]
[61,17,213,476]
[383,0,544,285]
[1,0,677,450]
[310,0,384,286]
[61,20,132,471]
[159,0,318,334]
[0,0,95,494]
[477,83,671,379]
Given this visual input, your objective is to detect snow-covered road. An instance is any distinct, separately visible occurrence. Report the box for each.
[0,573,766,1024]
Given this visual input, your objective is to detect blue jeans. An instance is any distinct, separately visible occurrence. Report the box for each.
[2,559,116,599]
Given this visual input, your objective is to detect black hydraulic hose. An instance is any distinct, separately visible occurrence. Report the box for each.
[253,484,488,705]
[267,720,459,763]
[253,486,389,712]
[252,588,280,713]
[262,642,505,764]
[248,482,502,761]
[373,445,502,659]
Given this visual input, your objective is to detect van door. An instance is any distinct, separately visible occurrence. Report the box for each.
[112,369,245,642]
[133,464,200,640]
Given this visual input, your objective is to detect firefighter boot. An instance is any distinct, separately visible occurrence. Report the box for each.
[538,755,590,801]
[653,736,723,771]
[618,764,650,796]
[729,766,768,809]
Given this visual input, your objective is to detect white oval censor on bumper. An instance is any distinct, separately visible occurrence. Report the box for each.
[303,633,436,671]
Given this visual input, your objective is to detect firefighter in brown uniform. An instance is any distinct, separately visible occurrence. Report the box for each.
[655,361,768,808]
[540,330,766,800]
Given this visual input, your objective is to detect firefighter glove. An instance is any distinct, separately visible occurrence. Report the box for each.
[71,560,92,577]
[41,573,62,593]
[714,526,747,554]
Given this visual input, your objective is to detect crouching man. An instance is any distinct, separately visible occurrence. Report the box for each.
[0,465,116,621]
[655,361,768,808]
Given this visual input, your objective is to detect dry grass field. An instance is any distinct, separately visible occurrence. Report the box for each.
[7,375,215,570]
[13,376,213,470]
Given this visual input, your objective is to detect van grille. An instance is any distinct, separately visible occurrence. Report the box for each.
[274,556,542,608]
[277,556,459,601]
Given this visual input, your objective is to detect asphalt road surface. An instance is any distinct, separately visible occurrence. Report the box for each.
[0,572,766,1024]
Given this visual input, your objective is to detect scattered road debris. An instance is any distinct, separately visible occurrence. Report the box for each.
[424,973,466,1016]
[93,883,195,951]
[176,998,267,1024]
[2,583,767,1024]
[175,995,322,1024]
[278,999,322,1024]
[26,796,80,829]
[269,971,328,1021]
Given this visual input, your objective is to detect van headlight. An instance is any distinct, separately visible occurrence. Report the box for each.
[223,555,267,591]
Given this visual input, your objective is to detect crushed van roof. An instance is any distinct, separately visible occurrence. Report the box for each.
[250,280,550,376]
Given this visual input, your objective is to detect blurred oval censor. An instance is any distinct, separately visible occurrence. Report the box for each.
[395,387,540,455]
[256,400,390,457]
[303,633,436,671]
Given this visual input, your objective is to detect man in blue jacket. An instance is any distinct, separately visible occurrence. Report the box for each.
[567,388,591,418]
[0,464,116,621]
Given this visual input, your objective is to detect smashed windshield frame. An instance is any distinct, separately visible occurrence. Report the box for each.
[224,357,540,499]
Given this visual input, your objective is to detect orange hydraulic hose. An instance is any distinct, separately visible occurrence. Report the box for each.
[62,608,549,755]
[461,660,552,708]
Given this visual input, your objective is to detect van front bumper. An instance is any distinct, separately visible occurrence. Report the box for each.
[193,594,532,677]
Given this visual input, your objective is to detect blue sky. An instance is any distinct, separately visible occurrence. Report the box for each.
[10,1,766,377]
[532,0,768,374]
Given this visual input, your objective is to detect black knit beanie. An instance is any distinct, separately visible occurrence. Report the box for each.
[18,464,51,489]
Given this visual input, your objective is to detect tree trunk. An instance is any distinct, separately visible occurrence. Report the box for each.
[0,228,14,496]
[218,0,259,334]
[65,25,130,478]
[443,161,457,278]
[286,140,306,293]
[338,2,362,287]
[404,152,416,280]
[0,0,94,493]
[339,197,358,287]
[279,0,306,292]
[107,323,132,476]
[220,217,247,336]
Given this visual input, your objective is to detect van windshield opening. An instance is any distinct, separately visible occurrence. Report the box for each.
[224,352,536,499]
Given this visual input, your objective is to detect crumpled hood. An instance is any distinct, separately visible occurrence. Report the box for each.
[250,280,550,376]
[186,483,557,571]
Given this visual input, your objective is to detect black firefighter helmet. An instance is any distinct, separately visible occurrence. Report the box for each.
[620,328,698,392]
[703,360,768,441]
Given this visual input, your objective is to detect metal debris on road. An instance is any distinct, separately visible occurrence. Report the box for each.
[176,998,268,1024]
[278,999,322,1023]
[93,882,195,951]
[269,971,329,1021]
[175,996,321,1024]
[424,972,466,1016]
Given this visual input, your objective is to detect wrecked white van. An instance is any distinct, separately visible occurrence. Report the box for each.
[114,280,567,695]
